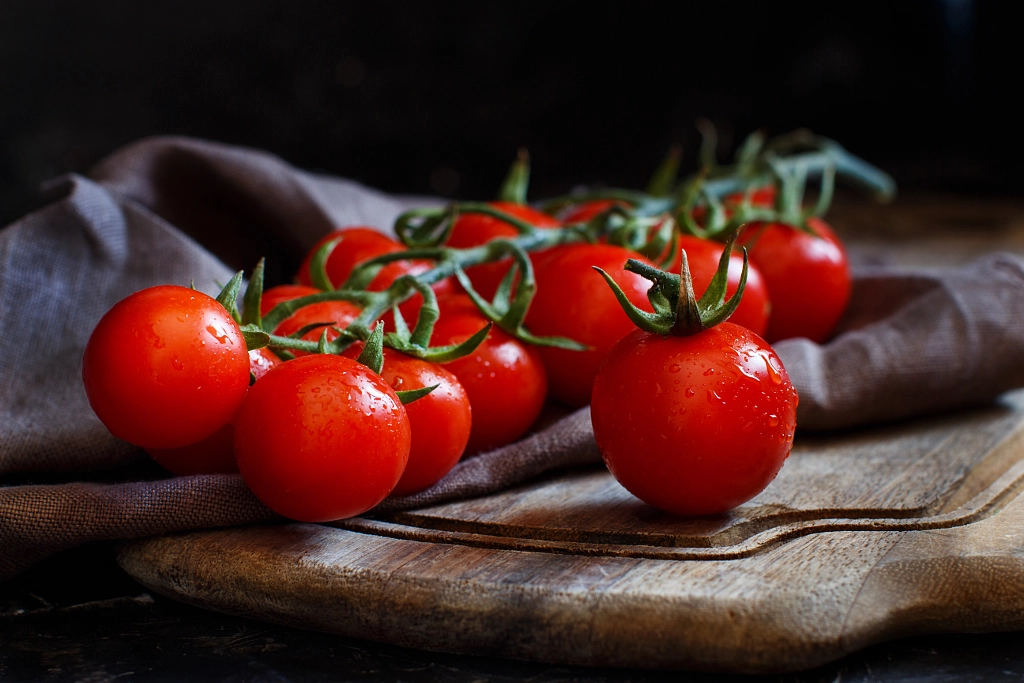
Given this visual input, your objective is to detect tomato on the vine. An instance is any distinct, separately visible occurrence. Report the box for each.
[267,289,362,355]
[234,354,412,522]
[559,199,626,224]
[446,202,560,300]
[296,228,454,327]
[343,345,472,496]
[525,244,654,407]
[740,218,850,343]
[82,285,251,450]
[673,236,771,337]
[592,323,797,515]
[431,295,547,454]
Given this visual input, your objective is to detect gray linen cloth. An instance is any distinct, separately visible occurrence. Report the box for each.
[3,136,1024,579]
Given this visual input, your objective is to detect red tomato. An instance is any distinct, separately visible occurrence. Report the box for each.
[260,285,321,317]
[297,227,412,290]
[431,295,547,454]
[525,244,654,407]
[672,236,771,337]
[343,345,472,496]
[82,285,250,450]
[591,323,798,515]
[741,218,851,343]
[446,202,560,300]
[272,298,362,356]
[560,199,626,224]
[145,348,282,475]
[234,354,411,521]
[296,229,454,328]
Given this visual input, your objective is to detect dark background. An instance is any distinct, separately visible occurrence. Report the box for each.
[1,0,1021,227]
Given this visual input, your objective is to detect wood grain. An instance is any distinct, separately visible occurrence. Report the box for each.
[118,388,1024,673]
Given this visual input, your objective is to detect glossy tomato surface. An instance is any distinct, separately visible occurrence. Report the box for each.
[82,285,250,450]
[341,347,472,497]
[742,218,851,343]
[525,244,654,407]
[431,295,547,454]
[234,354,411,522]
[591,323,798,515]
[296,228,454,328]
[446,202,560,300]
[145,348,282,475]
[673,236,771,337]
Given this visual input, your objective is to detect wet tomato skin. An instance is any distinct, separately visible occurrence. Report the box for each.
[234,354,411,522]
[341,346,472,496]
[591,323,798,515]
[82,285,250,450]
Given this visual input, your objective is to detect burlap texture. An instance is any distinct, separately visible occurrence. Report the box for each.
[3,136,1024,579]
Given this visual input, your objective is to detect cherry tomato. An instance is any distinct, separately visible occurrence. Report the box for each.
[431,295,547,454]
[82,285,250,450]
[672,236,771,337]
[446,202,560,300]
[234,354,411,521]
[525,244,654,407]
[260,285,321,317]
[343,345,472,496]
[559,199,626,224]
[298,227,416,290]
[145,348,282,475]
[271,297,362,356]
[296,229,454,328]
[591,323,798,515]
[248,347,282,382]
[741,218,851,343]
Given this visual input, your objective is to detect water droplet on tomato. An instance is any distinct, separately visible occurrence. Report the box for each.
[669,364,680,374]
[761,353,783,384]
[685,387,695,398]
[703,368,714,376]
[768,414,779,427]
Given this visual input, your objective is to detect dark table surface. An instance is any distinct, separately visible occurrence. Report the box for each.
[2,540,1023,683]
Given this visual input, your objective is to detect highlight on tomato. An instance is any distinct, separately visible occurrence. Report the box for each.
[234,354,412,522]
[343,345,472,496]
[590,237,798,515]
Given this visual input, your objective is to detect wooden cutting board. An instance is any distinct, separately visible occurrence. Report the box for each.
[118,388,1024,673]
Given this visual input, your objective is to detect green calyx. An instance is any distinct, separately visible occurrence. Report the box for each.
[595,232,748,338]
[497,148,531,204]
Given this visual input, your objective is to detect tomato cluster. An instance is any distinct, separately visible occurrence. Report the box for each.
[83,137,886,519]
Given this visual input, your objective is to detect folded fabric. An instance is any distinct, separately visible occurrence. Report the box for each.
[3,137,1024,579]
